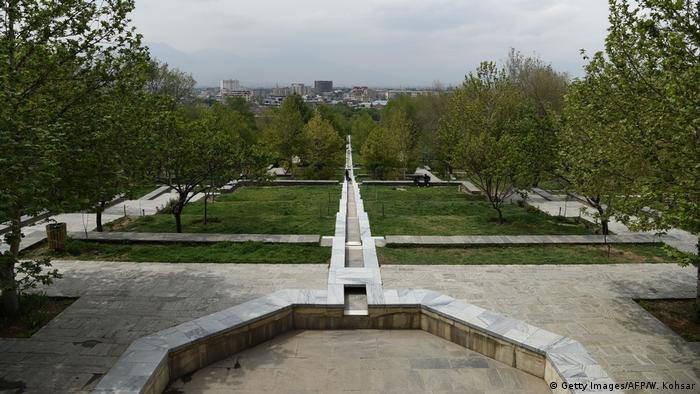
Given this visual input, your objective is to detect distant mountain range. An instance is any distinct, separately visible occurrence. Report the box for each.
[146,42,404,88]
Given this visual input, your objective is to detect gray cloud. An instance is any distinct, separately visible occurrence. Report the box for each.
[132,0,610,87]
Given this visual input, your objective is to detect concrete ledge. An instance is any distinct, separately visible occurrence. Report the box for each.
[69,232,322,245]
[360,180,463,187]
[268,179,341,186]
[94,288,619,394]
[384,234,662,246]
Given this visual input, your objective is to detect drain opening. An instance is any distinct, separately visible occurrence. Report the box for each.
[344,286,368,316]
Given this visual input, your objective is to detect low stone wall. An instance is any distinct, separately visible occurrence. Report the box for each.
[93,289,620,394]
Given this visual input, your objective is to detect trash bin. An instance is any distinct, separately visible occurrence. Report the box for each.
[46,222,67,252]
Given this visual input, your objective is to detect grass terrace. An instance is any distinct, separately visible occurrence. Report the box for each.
[105,185,342,235]
[362,186,594,236]
[22,240,332,264]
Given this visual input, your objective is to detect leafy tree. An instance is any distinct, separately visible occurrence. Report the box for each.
[382,108,417,177]
[413,93,448,169]
[361,126,402,180]
[284,94,312,123]
[438,62,534,223]
[144,61,195,105]
[59,59,153,232]
[506,49,569,116]
[264,96,308,174]
[317,104,351,138]
[350,112,376,153]
[567,0,699,312]
[148,106,243,233]
[301,112,344,179]
[506,49,569,185]
[224,97,257,131]
[559,73,636,235]
[0,0,144,315]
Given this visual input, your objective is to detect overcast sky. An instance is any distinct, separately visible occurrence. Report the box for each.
[131,0,611,87]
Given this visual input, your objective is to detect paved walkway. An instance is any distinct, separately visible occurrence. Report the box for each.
[70,231,321,245]
[0,261,696,393]
[525,192,698,255]
[0,189,204,254]
[169,330,549,394]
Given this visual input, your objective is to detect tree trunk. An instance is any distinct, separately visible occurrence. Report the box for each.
[174,210,183,233]
[601,218,609,236]
[95,201,106,232]
[1,213,22,315]
[204,193,208,225]
[495,206,504,224]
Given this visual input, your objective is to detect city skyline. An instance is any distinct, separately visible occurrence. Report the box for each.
[134,0,610,87]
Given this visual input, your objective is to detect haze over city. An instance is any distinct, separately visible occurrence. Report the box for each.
[133,0,611,87]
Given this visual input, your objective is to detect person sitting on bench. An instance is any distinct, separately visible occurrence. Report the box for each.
[424,173,431,187]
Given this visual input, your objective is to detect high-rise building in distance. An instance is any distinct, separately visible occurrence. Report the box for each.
[314,80,333,93]
[220,79,240,94]
[291,83,306,95]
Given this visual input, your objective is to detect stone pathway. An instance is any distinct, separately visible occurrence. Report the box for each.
[70,231,321,245]
[525,192,698,255]
[0,188,204,254]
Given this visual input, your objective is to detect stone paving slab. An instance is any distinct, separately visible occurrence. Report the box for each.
[169,330,551,394]
[383,234,664,246]
[69,231,321,245]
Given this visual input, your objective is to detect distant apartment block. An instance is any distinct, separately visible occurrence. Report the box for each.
[220,79,240,94]
[219,79,253,102]
[314,80,333,93]
[291,83,306,95]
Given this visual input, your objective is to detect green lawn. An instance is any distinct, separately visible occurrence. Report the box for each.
[106,185,341,235]
[22,240,331,264]
[378,244,674,265]
[361,186,594,236]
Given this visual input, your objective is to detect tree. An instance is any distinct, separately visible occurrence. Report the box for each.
[317,104,350,138]
[149,106,243,233]
[301,112,344,179]
[224,97,257,132]
[382,108,417,177]
[361,126,402,180]
[438,62,534,223]
[506,49,569,116]
[568,0,699,312]
[60,59,153,232]
[350,112,376,153]
[0,0,145,315]
[144,61,195,104]
[506,49,569,186]
[559,72,635,235]
[264,96,308,174]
